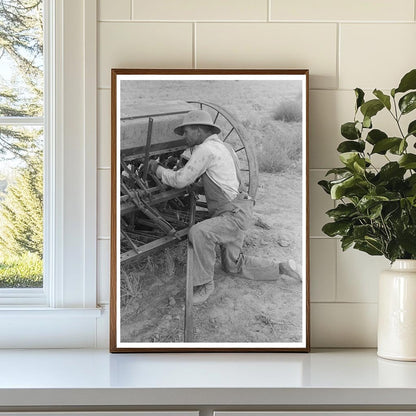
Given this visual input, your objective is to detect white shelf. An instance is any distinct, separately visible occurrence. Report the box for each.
[0,349,415,409]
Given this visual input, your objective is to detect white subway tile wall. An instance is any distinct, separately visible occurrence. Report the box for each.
[132,0,269,21]
[97,168,111,239]
[98,90,111,168]
[309,170,334,237]
[270,0,414,22]
[97,0,416,347]
[311,303,378,347]
[99,0,131,20]
[336,246,389,303]
[98,22,193,88]
[196,23,337,89]
[310,239,337,302]
[340,24,416,90]
[97,239,110,305]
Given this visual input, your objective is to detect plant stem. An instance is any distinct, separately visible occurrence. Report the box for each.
[380,214,391,241]
[390,97,406,139]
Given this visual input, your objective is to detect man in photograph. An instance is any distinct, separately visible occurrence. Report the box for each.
[149,109,301,304]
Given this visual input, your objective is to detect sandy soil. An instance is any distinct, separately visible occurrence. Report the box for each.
[120,171,303,344]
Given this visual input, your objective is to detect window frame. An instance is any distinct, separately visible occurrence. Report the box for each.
[0,0,100,348]
[0,1,49,305]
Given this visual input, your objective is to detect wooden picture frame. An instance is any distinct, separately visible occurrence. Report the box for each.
[110,69,310,352]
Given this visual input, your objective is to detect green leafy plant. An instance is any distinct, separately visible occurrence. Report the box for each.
[319,69,416,262]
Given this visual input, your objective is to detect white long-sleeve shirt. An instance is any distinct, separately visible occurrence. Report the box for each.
[157,134,239,201]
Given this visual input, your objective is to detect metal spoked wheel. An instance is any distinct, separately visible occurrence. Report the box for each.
[187,100,259,198]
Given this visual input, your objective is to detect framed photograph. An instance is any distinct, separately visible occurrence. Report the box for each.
[110,69,310,352]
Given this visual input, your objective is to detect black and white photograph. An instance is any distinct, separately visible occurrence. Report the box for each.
[110,69,309,352]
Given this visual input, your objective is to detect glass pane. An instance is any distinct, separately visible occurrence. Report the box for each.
[0,126,43,288]
[0,0,44,117]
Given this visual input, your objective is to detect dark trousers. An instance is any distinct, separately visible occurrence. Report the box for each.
[188,198,282,286]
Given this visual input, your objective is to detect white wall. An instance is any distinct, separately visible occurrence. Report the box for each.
[96,0,416,347]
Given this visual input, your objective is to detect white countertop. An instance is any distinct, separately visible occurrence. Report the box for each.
[0,349,416,408]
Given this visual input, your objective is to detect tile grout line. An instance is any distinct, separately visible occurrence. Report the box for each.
[336,22,340,90]
[97,19,415,24]
[311,301,378,305]
[333,229,338,302]
[130,0,133,20]
[96,87,376,92]
[268,0,271,22]
[309,236,339,239]
[193,22,197,69]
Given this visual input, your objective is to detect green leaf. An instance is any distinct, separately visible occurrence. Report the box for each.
[341,122,361,140]
[325,167,351,176]
[407,195,416,207]
[363,116,372,129]
[391,88,396,98]
[386,240,402,263]
[399,139,407,154]
[408,174,416,186]
[407,120,416,138]
[352,225,372,240]
[329,175,354,185]
[339,152,360,167]
[389,139,408,155]
[355,88,365,110]
[365,236,383,251]
[399,92,416,115]
[360,99,384,119]
[337,140,365,153]
[357,195,389,211]
[326,203,357,220]
[330,176,358,199]
[371,137,402,154]
[395,69,416,94]
[410,206,416,223]
[399,154,416,169]
[398,227,416,255]
[341,235,355,251]
[366,129,387,145]
[354,241,383,256]
[318,180,331,194]
[378,162,406,181]
[373,89,391,110]
[369,203,383,219]
[353,158,366,174]
[322,221,351,237]
[406,175,416,196]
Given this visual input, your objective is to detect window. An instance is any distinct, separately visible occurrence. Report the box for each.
[0,0,46,300]
[0,0,100,348]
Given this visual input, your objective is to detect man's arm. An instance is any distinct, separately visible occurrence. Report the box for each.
[156,146,212,189]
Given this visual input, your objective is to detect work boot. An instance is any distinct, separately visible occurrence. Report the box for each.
[279,259,302,282]
[193,281,215,304]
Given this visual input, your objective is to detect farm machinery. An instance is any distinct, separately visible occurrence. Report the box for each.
[118,99,258,341]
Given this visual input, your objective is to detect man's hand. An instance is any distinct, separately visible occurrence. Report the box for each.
[148,159,160,175]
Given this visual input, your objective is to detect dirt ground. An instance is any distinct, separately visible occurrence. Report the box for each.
[120,171,303,344]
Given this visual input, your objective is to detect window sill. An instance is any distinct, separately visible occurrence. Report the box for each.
[0,306,102,316]
[0,288,47,306]
[0,349,415,411]
[0,307,104,348]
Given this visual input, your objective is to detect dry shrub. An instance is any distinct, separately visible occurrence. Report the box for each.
[247,119,302,173]
[273,99,302,123]
[120,268,143,308]
[120,243,187,308]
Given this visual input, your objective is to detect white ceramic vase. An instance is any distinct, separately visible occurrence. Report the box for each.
[378,259,416,361]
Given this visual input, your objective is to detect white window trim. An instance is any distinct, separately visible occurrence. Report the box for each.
[0,0,101,348]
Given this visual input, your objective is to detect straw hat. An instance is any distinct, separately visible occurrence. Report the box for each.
[174,110,221,136]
